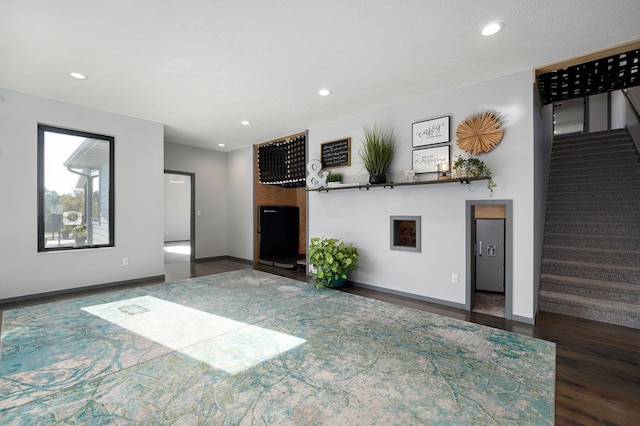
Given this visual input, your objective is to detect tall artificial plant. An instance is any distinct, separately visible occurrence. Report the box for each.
[359,123,395,183]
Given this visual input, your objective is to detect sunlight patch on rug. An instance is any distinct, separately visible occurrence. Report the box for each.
[81,295,306,374]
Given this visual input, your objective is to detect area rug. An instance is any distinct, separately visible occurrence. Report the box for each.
[0,270,555,424]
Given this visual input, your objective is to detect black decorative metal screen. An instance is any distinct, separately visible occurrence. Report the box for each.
[537,49,639,105]
[258,134,306,188]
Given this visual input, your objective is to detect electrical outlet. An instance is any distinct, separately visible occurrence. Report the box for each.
[451,274,458,284]
[123,258,129,266]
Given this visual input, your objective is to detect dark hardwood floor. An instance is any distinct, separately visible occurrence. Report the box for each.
[1,258,639,425]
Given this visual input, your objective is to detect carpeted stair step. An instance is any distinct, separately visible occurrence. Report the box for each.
[548,169,640,184]
[552,129,630,145]
[548,180,638,192]
[551,154,638,169]
[551,139,632,156]
[549,163,639,178]
[539,290,640,329]
[540,273,640,304]
[544,233,640,251]
[544,221,640,236]
[546,199,640,211]
[545,210,640,223]
[541,258,640,284]
[550,148,636,166]
[546,189,640,202]
[543,245,640,267]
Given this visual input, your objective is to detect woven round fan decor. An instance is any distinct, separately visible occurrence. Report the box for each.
[456,112,504,154]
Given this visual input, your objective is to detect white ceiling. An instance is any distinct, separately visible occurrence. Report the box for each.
[1,0,639,152]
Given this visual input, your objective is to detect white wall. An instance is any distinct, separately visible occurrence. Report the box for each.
[308,70,537,321]
[0,88,165,300]
[164,142,228,259]
[164,173,191,242]
[589,93,609,132]
[226,146,254,261]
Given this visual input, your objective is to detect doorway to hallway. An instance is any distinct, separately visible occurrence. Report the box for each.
[164,171,195,264]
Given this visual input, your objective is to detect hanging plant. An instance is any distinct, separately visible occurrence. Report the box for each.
[452,154,497,196]
[456,111,504,155]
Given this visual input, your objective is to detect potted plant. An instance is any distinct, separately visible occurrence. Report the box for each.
[308,237,359,289]
[359,123,395,184]
[452,154,497,195]
[326,171,342,188]
[73,223,87,246]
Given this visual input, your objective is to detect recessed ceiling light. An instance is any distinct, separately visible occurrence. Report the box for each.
[241,120,251,125]
[69,72,87,80]
[218,143,225,147]
[481,21,504,36]
[318,89,331,96]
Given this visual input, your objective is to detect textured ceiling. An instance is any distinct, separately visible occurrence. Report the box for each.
[1,0,639,151]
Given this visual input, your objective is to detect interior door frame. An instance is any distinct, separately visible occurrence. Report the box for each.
[164,170,196,262]
[465,199,513,320]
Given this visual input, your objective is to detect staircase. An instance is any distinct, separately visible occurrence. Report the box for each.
[540,128,640,329]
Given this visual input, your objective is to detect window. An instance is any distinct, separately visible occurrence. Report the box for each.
[37,124,114,251]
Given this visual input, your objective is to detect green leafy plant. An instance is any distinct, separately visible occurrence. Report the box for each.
[73,223,87,238]
[359,123,395,181]
[308,237,359,289]
[452,154,497,195]
[326,172,342,182]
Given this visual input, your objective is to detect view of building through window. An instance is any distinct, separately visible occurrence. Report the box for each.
[38,125,114,251]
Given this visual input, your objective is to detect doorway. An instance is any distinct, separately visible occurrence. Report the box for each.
[466,200,513,320]
[164,171,195,263]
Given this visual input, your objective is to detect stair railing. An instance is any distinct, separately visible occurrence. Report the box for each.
[622,88,640,154]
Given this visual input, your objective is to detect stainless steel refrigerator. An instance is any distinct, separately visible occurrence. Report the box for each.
[475,218,505,292]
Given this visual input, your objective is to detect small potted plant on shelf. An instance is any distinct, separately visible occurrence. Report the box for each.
[326,171,342,188]
[452,154,497,196]
[308,237,359,289]
[359,123,395,184]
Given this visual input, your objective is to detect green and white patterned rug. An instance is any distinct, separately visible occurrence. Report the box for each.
[0,270,554,424]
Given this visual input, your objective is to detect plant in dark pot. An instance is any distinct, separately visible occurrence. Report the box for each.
[359,123,395,184]
[73,223,87,246]
[308,237,359,290]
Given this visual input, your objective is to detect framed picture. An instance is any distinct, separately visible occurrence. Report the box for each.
[320,138,351,168]
[412,145,450,174]
[412,115,450,147]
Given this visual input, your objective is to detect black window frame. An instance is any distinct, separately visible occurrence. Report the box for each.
[37,124,115,252]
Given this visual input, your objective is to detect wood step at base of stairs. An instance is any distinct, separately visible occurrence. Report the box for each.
[544,233,640,251]
[547,189,640,202]
[540,273,640,304]
[544,222,640,236]
[543,245,640,267]
[539,290,640,329]
[541,259,640,284]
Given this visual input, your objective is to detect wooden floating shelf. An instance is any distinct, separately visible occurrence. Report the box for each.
[308,176,488,192]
